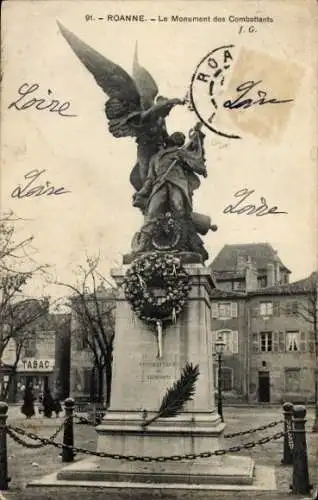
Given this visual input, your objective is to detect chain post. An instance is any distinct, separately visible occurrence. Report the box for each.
[281,401,294,465]
[0,402,10,490]
[291,405,312,495]
[62,397,75,463]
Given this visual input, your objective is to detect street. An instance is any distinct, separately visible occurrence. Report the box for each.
[1,405,317,500]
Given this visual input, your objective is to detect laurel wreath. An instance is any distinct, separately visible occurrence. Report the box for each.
[123,252,191,324]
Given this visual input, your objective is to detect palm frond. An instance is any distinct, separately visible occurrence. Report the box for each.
[142,362,200,427]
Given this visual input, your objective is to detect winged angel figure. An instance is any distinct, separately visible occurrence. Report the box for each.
[58,23,217,262]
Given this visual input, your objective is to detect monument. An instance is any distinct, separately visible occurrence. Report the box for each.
[55,23,255,488]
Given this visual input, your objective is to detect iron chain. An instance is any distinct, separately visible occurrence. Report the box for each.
[74,413,103,426]
[224,419,283,439]
[6,423,285,462]
[6,418,68,449]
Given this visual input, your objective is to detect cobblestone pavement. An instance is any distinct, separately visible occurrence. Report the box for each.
[1,405,317,500]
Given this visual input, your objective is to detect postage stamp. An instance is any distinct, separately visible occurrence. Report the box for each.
[190,45,302,141]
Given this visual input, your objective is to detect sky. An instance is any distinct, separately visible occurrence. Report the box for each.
[1,0,317,301]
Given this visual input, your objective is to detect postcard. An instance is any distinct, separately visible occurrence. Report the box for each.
[0,0,317,495]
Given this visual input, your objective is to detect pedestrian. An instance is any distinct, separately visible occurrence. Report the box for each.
[54,395,62,418]
[42,386,55,418]
[38,391,44,415]
[21,383,36,419]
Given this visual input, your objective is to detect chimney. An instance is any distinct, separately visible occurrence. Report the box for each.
[273,252,281,284]
[267,263,275,287]
[245,256,258,291]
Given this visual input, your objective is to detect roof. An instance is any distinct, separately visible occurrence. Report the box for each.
[248,271,317,297]
[210,243,291,273]
[210,288,247,299]
[213,270,245,281]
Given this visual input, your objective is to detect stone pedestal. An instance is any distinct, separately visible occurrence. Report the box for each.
[96,264,224,457]
[57,262,255,487]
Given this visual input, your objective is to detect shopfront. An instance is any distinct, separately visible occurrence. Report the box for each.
[15,357,55,402]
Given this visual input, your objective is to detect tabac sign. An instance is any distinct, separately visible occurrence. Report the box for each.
[17,358,55,372]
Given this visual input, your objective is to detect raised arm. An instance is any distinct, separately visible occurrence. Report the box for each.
[140,98,185,121]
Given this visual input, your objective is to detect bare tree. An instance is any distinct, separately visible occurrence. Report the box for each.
[58,256,116,406]
[0,210,50,400]
[292,272,318,432]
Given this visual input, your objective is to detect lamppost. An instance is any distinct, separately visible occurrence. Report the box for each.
[215,333,226,422]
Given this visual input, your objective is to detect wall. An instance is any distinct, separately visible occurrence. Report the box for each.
[210,297,247,402]
[248,293,316,403]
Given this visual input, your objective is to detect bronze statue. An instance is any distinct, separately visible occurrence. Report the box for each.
[58,22,217,262]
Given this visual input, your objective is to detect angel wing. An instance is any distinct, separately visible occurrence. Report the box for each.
[57,22,142,138]
[133,42,159,110]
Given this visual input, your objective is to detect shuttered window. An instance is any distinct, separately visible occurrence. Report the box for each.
[299,331,307,352]
[211,302,238,320]
[232,331,239,354]
[273,301,280,316]
[279,331,286,352]
[251,304,259,317]
[252,332,259,352]
[231,303,238,318]
[211,330,239,354]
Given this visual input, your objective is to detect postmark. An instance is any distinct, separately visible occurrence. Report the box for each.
[190,44,240,139]
[190,45,301,141]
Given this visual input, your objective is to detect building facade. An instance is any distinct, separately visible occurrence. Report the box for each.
[210,290,248,402]
[209,244,317,404]
[0,312,71,403]
[248,281,316,404]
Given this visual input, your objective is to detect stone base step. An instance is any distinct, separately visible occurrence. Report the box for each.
[28,459,277,491]
[55,455,255,485]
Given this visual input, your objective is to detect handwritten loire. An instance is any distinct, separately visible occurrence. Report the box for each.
[223,189,287,216]
[11,169,71,199]
[8,83,77,117]
[223,80,294,110]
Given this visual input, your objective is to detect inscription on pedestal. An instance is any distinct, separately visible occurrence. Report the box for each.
[140,354,178,382]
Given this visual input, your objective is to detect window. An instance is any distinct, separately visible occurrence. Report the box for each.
[211,330,239,354]
[291,302,298,315]
[214,366,233,391]
[211,302,238,319]
[281,273,289,284]
[258,276,267,288]
[260,332,273,352]
[285,301,298,316]
[219,303,231,318]
[23,336,36,357]
[260,302,273,316]
[221,282,233,292]
[286,331,300,352]
[285,369,300,392]
[232,281,244,291]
